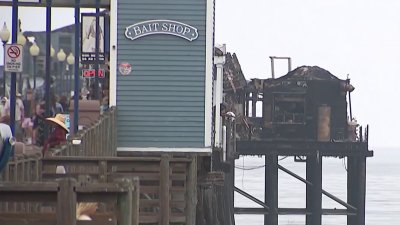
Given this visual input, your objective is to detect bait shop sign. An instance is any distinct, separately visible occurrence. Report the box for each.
[125,20,199,41]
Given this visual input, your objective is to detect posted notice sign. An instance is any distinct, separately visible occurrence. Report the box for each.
[4,44,23,73]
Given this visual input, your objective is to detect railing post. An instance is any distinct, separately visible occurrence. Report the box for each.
[117,178,133,225]
[160,155,170,225]
[98,160,108,182]
[132,177,140,225]
[57,178,77,225]
[186,156,197,225]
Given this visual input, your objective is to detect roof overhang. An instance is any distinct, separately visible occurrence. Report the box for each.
[0,0,110,8]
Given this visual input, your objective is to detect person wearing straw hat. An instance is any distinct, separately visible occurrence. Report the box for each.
[42,114,69,156]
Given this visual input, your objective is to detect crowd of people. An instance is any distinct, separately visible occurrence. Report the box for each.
[0,90,71,155]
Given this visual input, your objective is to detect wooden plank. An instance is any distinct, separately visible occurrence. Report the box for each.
[0,182,58,191]
[170,213,186,223]
[76,183,129,193]
[0,192,57,202]
[160,155,170,225]
[77,220,115,225]
[0,212,56,219]
[42,173,100,181]
[0,218,55,225]
[140,186,184,193]
[139,215,159,223]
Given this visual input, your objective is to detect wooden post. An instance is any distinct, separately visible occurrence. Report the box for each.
[252,92,257,117]
[264,154,278,225]
[347,156,357,225]
[306,153,322,225]
[186,156,197,225]
[117,178,133,225]
[98,160,108,182]
[57,178,77,225]
[347,156,366,225]
[160,154,170,225]
[357,156,366,225]
[132,177,140,225]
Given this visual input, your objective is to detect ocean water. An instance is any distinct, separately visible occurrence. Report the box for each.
[234,148,400,225]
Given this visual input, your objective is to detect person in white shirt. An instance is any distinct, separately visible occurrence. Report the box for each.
[0,97,8,118]
[4,93,25,141]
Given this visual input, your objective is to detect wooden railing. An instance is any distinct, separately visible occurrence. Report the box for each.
[0,151,41,183]
[41,155,197,225]
[53,106,117,157]
[0,177,139,225]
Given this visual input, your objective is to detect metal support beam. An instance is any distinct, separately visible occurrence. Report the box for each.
[306,153,322,225]
[264,155,278,225]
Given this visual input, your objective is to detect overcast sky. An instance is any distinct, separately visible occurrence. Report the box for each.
[1,1,399,148]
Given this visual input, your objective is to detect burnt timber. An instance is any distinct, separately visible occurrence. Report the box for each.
[222,54,373,225]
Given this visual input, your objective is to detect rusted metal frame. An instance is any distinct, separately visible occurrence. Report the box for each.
[278,164,357,211]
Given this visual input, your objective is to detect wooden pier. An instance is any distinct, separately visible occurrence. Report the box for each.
[221,62,374,225]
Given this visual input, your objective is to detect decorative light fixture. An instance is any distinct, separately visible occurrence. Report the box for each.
[57,48,66,62]
[29,42,40,56]
[0,22,10,44]
[17,33,26,46]
[67,53,75,65]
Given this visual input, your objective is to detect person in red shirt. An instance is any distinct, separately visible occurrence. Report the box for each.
[43,114,69,156]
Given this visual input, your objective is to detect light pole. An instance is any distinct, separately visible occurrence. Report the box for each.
[16,29,26,94]
[66,53,74,97]
[29,42,39,90]
[0,22,10,97]
[56,48,66,96]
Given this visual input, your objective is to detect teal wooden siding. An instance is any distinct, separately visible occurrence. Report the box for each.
[117,0,207,148]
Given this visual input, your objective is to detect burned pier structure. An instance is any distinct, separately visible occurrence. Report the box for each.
[223,60,373,225]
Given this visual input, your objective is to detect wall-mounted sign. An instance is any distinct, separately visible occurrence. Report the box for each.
[81,13,105,63]
[4,44,23,73]
[125,20,199,41]
[119,62,132,75]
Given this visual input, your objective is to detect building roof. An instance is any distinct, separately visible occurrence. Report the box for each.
[223,53,247,93]
[277,66,341,81]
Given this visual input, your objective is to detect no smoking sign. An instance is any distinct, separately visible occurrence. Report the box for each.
[4,44,23,73]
